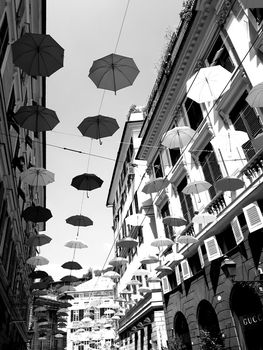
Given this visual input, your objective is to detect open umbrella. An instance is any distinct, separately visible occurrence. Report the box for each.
[103,271,120,280]
[58,294,74,301]
[138,286,152,294]
[186,65,232,103]
[246,82,263,107]
[215,177,245,192]
[182,180,211,195]
[140,255,159,264]
[34,306,48,312]
[142,177,169,194]
[162,216,187,227]
[60,275,79,283]
[155,265,173,275]
[161,126,195,149]
[57,312,68,317]
[29,270,49,279]
[21,167,55,187]
[12,33,64,77]
[133,269,148,277]
[125,213,149,226]
[116,237,138,249]
[14,106,60,132]
[78,115,119,144]
[58,285,76,293]
[192,212,216,225]
[22,205,52,223]
[88,53,139,94]
[66,215,93,227]
[126,279,142,286]
[109,257,128,267]
[64,240,88,249]
[27,234,52,247]
[71,173,103,191]
[151,237,174,248]
[61,261,82,270]
[176,235,198,244]
[26,256,49,266]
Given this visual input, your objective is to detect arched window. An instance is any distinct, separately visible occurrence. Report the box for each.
[172,312,192,350]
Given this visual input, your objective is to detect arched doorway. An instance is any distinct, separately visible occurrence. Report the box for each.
[172,312,192,350]
[230,283,263,350]
[197,300,224,349]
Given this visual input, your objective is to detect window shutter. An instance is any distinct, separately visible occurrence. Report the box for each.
[204,236,221,261]
[70,310,73,322]
[161,276,171,294]
[198,246,205,268]
[180,259,191,280]
[175,265,181,285]
[231,217,244,244]
[79,309,84,320]
[243,202,263,232]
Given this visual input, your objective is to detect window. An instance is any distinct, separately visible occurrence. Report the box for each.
[177,176,194,222]
[207,36,235,72]
[73,310,79,321]
[185,98,203,130]
[153,155,163,178]
[169,148,181,166]
[199,142,222,199]
[0,14,9,68]
[229,92,263,160]
[160,202,173,239]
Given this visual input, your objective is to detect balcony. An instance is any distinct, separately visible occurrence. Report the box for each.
[205,192,227,216]
[239,148,263,183]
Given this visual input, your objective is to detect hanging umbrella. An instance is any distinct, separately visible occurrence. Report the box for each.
[140,255,159,264]
[108,257,128,267]
[27,234,52,247]
[147,275,161,283]
[116,237,138,249]
[34,306,48,312]
[161,126,196,149]
[186,65,232,103]
[104,309,115,315]
[21,167,55,186]
[71,173,103,191]
[192,212,216,225]
[102,265,114,273]
[12,33,64,77]
[142,177,169,194]
[57,312,68,317]
[176,235,198,244]
[78,115,119,144]
[125,213,149,226]
[211,130,249,153]
[240,0,263,8]
[22,205,52,223]
[246,82,263,107]
[60,275,79,283]
[155,265,173,275]
[66,215,93,227]
[14,106,60,132]
[57,322,67,328]
[58,294,74,301]
[61,261,82,270]
[103,271,120,279]
[26,256,49,266]
[151,237,174,248]
[215,177,245,192]
[182,180,211,195]
[88,53,139,94]
[64,240,88,249]
[126,279,142,286]
[162,216,187,227]
[29,270,49,279]
[138,286,152,294]
[54,334,64,339]
[58,285,76,293]
[171,244,185,261]
[60,302,72,308]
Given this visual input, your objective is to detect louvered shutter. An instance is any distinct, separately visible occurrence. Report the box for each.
[198,246,205,268]
[231,217,244,244]
[243,202,263,232]
[175,265,181,285]
[180,259,191,280]
[161,276,171,294]
[204,236,221,261]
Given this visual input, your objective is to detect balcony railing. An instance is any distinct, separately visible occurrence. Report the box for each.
[206,192,227,216]
[239,148,263,182]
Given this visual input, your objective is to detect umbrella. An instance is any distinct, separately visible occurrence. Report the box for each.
[140,255,159,264]
[120,288,133,294]
[61,261,82,270]
[161,126,196,149]
[88,53,139,94]
[116,237,138,249]
[57,308,69,313]
[192,213,216,225]
[58,285,76,293]
[240,0,263,8]
[54,334,64,339]
[21,167,55,186]
[103,271,120,280]
[215,177,245,192]
[155,265,173,275]
[60,275,79,283]
[66,215,93,227]
[133,269,148,277]
[182,180,211,195]
[71,173,103,191]
[14,106,60,132]
[176,235,198,244]
[125,213,149,226]
[64,240,88,249]
[12,33,64,77]
[102,265,114,273]
[34,306,48,312]
[138,286,152,294]
[108,257,128,267]
[211,130,249,153]
[22,205,52,223]
[186,65,232,103]
[26,256,49,266]
[78,115,119,144]
[142,177,169,194]
[57,312,68,317]
[104,309,115,315]
[60,302,72,308]
[126,279,142,286]
[162,216,187,227]
[29,270,48,279]
[147,274,161,283]
[151,237,174,248]
[27,234,52,247]
[246,82,263,107]
[58,294,74,301]
[57,322,67,328]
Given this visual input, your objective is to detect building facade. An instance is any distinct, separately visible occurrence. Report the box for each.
[136,1,263,350]
[0,0,46,348]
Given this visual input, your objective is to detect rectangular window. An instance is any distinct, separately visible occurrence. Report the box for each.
[153,155,163,178]
[207,36,235,72]
[0,14,9,68]
[185,98,203,130]
[160,202,173,239]
[177,176,194,222]
[169,148,181,166]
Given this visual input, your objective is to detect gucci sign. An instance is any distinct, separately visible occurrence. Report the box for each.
[241,313,263,327]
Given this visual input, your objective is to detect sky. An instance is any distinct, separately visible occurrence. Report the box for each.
[40,0,184,281]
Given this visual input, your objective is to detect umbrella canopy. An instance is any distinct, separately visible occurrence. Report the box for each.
[60,275,79,283]
[182,180,211,195]
[162,216,187,227]
[22,205,52,223]
[240,0,263,8]
[29,270,49,279]
[58,285,76,293]
[88,53,139,93]
[26,256,49,266]
[126,279,142,286]
[78,115,119,144]
[176,235,198,244]
[57,312,68,317]
[64,240,88,249]
[151,237,174,248]
[65,215,93,227]
[133,268,148,277]
[103,271,120,280]
[12,33,64,77]
[57,322,67,328]
[211,130,249,152]
[71,173,103,191]
[192,213,216,225]
[58,294,74,301]
[138,286,152,294]
[61,261,82,270]
[186,65,232,103]
[125,213,149,226]
[21,167,55,187]
[116,237,138,249]
[108,257,128,267]
[155,265,173,274]
[14,106,60,132]
[140,255,159,264]
[142,177,169,194]
[246,82,263,107]
[27,234,52,247]
[161,126,195,149]
[215,177,245,192]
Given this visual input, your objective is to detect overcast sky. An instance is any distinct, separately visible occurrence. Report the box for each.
[40,0,184,280]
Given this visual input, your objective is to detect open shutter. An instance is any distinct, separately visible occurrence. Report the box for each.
[198,246,205,268]
[231,217,244,244]
[243,202,263,232]
[161,276,171,294]
[180,259,191,280]
[175,265,181,285]
[204,236,221,261]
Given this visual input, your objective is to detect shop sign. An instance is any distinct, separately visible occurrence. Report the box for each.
[240,313,263,328]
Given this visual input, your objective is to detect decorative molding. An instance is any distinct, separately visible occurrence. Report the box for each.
[216,0,233,27]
